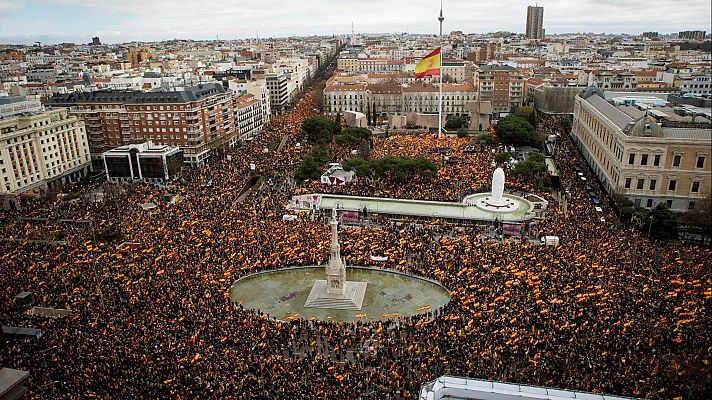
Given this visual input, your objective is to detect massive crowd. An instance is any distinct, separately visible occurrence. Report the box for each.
[0,84,710,400]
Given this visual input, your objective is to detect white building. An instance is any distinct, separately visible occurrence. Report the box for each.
[233,94,264,142]
[679,73,712,96]
[0,107,91,208]
[266,71,291,113]
[227,78,272,125]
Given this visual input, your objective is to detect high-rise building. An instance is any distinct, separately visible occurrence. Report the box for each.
[678,30,706,40]
[91,37,101,46]
[525,5,545,40]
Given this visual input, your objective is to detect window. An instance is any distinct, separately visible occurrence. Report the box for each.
[646,199,653,208]
[692,181,700,193]
[697,156,706,169]
[668,180,677,191]
[689,201,696,210]
[666,200,673,208]
[673,155,681,167]
[637,179,644,189]
[628,154,635,165]
[640,154,648,165]
[625,178,632,189]
[649,180,657,190]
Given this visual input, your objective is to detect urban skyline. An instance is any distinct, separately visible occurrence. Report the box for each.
[0,0,710,44]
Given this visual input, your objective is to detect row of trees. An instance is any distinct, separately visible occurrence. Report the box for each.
[343,156,437,182]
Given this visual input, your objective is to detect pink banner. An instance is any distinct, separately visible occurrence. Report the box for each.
[502,224,522,236]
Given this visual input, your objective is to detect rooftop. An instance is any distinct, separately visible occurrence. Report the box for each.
[46,83,228,105]
[581,88,712,140]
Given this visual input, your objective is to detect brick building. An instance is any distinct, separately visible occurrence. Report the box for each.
[478,65,525,116]
[45,84,255,166]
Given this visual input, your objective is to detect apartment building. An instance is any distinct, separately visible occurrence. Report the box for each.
[265,72,291,113]
[571,88,711,211]
[336,57,403,73]
[46,84,243,166]
[0,107,91,208]
[478,65,525,116]
[525,5,545,40]
[679,73,712,96]
[233,94,263,142]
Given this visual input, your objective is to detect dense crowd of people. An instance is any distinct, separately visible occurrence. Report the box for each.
[0,84,710,399]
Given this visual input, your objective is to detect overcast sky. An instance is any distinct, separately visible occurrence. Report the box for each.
[0,0,710,44]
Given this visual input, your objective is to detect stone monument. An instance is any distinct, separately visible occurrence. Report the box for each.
[486,167,508,207]
[465,167,520,211]
[304,209,367,310]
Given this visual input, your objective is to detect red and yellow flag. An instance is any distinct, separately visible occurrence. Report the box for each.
[415,48,441,78]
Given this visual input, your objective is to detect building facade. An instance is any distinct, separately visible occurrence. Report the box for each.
[46,84,254,166]
[572,88,712,212]
[679,73,712,96]
[233,94,264,142]
[526,6,545,40]
[265,72,291,113]
[103,142,183,182]
[324,75,478,120]
[0,108,91,207]
[478,65,525,116]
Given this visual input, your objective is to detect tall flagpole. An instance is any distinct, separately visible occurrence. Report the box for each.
[438,2,444,139]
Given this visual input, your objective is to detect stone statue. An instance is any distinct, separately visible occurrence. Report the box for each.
[488,167,507,207]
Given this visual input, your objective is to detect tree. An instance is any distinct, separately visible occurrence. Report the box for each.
[335,127,372,147]
[631,204,679,240]
[445,115,465,130]
[357,142,372,160]
[494,152,514,164]
[494,115,541,148]
[511,151,547,181]
[302,116,338,146]
[476,133,493,145]
[334,111,342,128]
[295,155,323,182]
[295,145,331,183]
[95,224,123,243]
[457,127,469,138]
[684,193,712,246]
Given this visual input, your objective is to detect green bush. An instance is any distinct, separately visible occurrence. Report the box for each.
[445,116,466,130]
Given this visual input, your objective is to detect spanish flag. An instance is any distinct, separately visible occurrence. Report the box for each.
[415,48,441,78]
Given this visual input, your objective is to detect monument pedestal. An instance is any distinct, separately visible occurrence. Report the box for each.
[304,280,368,310]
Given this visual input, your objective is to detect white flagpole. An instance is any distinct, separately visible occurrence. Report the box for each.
[438,2,444,139]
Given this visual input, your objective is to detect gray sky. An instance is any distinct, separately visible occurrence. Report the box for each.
[0,0,710,44]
